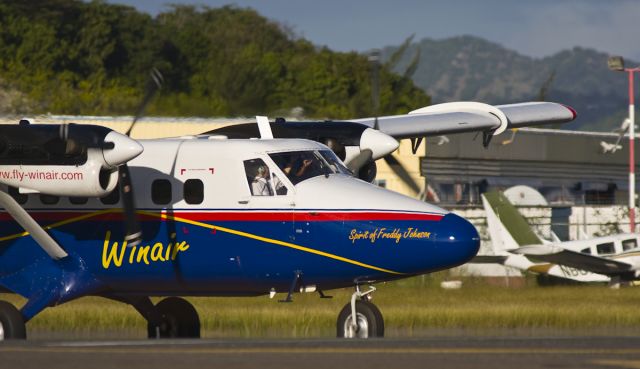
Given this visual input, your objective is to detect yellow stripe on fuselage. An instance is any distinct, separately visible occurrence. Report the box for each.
[0,209,405,275]
[139,211,404,275]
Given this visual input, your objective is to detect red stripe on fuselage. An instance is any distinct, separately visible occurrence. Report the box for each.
[0,210,445,223]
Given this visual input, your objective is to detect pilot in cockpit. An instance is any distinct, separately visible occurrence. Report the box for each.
[251,165,285,196]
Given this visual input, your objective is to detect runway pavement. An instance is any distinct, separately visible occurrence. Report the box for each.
[2,336,640,369]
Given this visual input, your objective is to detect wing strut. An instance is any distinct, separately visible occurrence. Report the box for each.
[0,190,68,259]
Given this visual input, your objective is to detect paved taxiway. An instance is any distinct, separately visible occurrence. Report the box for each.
[2,336,640,369]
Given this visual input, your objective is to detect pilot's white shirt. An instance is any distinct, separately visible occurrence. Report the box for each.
[252,176,284,196]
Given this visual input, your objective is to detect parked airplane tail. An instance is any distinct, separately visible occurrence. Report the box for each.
[482,191,543,255]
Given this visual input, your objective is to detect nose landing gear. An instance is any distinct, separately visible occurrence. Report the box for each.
[336,285,384,338]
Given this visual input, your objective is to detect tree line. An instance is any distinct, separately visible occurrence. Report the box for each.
[0,0,430,118]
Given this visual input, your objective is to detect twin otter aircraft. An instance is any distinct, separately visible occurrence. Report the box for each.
[0,101,575,339]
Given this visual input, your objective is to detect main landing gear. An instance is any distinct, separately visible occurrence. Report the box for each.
[336,286,384,338]
[0,301,26,340]
[147,297,201,339]
[124,296,201,339]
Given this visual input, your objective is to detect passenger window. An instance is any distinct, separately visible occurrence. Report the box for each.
[622,239,637,251]
[40,194,59,205]
[580,248,591,254]
[8,186,27,204]
[184,179,204,204]
[152,179,172,204]
[100,189,120,205]
[70,196,88,205]
[244,159,275,196]
[596,242,615,255]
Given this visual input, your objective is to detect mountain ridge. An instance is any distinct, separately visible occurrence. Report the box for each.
[380,35,633,131]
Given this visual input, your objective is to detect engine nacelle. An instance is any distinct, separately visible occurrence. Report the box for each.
[0,123,142,197]
[0,149,119,197]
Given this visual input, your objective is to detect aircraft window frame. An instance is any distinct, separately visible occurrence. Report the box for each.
[243,158,289,196]
[100,189,120,205]
[40,194,59,205]
[318,150,351,175]
[8,186,27,204]
[622,238,638,251]
[268,150,339,185]
[596,242,615,255]
[152,179,172,205]
[184,179,204,204]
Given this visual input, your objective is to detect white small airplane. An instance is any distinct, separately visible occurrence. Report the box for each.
[476,190,640,287]
[0,70,578,339]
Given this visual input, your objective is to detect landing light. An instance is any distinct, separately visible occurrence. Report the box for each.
[449,236,455,240]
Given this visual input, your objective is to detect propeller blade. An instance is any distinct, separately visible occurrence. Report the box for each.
[118,68,163,247]
[118,164,142,247]
[126,68,164,137]
[383,154,421,195]
[346,148,373,174]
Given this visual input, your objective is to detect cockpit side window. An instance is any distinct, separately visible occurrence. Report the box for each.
[244,159,273,196]
[243,158,287,196]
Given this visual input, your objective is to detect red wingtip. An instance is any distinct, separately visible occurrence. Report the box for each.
[560,104,577,120]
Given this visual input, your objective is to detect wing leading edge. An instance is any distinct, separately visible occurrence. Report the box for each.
[351,101,576,140]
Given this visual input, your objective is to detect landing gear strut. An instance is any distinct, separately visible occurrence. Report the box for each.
[336,286,384,338]
[147,297,200,339]
[0,301,26,340]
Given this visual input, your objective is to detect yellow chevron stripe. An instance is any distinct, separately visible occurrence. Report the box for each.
[139,211,404,275]
[0,209,405,275]
[0,209,117,242]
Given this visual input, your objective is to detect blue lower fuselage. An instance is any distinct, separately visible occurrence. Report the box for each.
[0,209,480,301]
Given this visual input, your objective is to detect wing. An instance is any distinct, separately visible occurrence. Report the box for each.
[513,245,634,276]
[351,101,576,140]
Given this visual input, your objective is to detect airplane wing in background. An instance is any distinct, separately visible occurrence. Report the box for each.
[513,245,635,276]
[351,101,576,140]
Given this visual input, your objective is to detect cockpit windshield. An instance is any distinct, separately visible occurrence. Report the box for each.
[269,150,350,185]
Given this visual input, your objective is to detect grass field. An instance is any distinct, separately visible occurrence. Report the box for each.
[4,275,640,339]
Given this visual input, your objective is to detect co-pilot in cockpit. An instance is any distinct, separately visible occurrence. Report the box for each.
[269,150,350,185]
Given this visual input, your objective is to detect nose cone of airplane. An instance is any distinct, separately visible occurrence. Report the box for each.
[359,128,399,160]
[402,212,480,275]
[430,213,481,269]
[102,131,144,167]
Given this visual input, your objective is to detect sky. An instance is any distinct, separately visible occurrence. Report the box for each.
[106,0,640,61]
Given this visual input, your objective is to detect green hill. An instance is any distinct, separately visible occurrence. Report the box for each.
[0,0,429,118]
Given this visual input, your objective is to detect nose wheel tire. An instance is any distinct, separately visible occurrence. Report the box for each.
[0,301,26,340]
[337,300,384,338]
[147,297,200,339]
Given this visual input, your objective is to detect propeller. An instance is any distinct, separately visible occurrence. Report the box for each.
[345,50,399,181]
[120,68,164,247]
[383,154,421,195]
[346,148,373,177]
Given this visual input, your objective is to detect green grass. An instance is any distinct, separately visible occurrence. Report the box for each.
[4,275,640,338]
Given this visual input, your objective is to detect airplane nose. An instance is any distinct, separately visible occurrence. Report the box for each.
[428,213,481,269]
[102,131,144,167]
